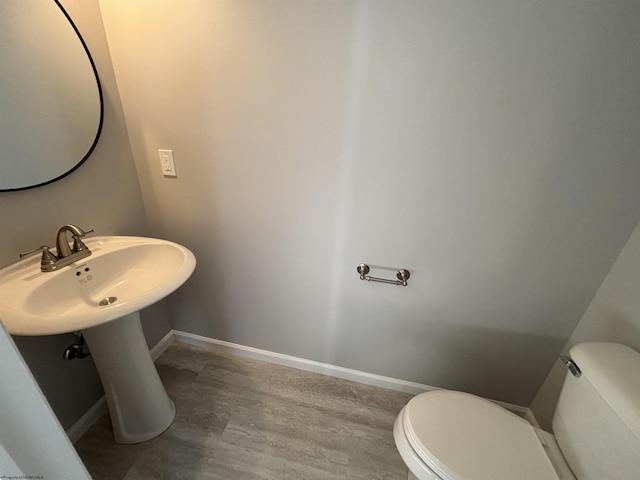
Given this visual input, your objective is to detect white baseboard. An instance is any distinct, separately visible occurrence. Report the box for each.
[149,329,176,361]
[68,329,531,443]
[168,330,529,417]
[173,330,434,395]
[525,408,542,429]
[172,330,530,416]
[67,396,107,444]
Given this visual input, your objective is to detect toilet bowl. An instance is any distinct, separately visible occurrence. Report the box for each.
[393,342,640,480]
[393,390,570,480]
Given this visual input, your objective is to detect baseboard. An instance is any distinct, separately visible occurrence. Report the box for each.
[525,408,542,428]
[149,329,176,361]
[68,329,531,443]
[170,330,528,418]
[67,396,107,444]
[173,330,439,395]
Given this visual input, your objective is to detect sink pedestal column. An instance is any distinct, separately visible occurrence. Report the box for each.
[82,312,175,444]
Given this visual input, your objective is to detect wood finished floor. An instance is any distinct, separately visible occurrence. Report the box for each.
[74,342,413,479]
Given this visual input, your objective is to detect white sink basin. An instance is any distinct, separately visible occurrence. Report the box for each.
[0,235,196,444]
[0,235,195,336]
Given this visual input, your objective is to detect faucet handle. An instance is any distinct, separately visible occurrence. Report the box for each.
[72,236,89,253]
[76,227,94,237]
[20,245,54,258]
[19,245,58,270]
[71,227,94,253]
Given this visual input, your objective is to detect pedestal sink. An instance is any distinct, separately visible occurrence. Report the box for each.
[0,236,196,443]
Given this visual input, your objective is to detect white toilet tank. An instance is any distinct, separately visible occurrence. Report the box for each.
[552,342,640,480]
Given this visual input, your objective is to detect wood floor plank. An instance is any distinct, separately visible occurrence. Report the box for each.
[75,342,412,479]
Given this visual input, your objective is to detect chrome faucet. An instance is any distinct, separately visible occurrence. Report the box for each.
[20,224,94,272]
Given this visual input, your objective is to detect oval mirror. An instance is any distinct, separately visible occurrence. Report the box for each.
[0,0,103,191]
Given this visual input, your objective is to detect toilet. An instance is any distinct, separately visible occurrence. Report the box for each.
[393,342,640,480]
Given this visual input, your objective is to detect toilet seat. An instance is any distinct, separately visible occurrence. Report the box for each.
[401,390,560,480]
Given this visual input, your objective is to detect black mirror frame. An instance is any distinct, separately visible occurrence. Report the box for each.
[1,0,104,192]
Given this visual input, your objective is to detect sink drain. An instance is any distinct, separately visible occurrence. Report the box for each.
[99,296,118,306]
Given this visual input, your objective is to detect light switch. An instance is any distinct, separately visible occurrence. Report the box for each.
[158,149,177,177]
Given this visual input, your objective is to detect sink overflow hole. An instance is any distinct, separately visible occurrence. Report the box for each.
[99,297,118,306]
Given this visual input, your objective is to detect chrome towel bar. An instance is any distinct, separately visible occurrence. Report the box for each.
[356,263,410,286]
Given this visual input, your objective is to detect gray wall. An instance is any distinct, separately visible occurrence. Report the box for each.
[0,0,171,430]
[100,0,640,407]
[530,221,640,429]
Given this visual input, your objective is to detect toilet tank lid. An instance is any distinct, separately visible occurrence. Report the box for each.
[570,342,640,439]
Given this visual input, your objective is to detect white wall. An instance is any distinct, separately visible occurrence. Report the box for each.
[0,0,171,429]
[531,221,640,429]
[100,0,640,406]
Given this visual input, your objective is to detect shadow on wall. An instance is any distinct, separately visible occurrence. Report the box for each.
[12,334,104,430]
[599,313,640,344]
[393,321,568,408]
